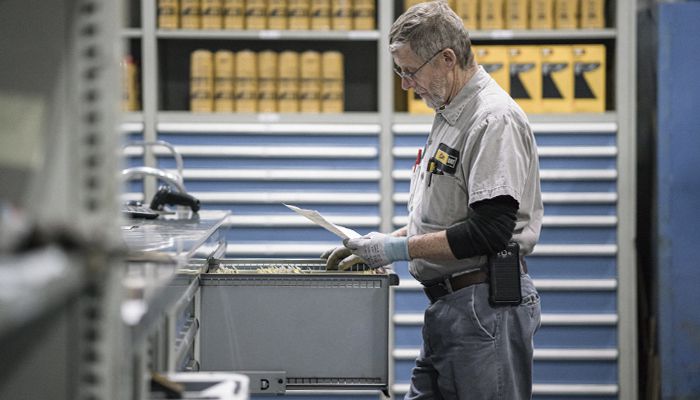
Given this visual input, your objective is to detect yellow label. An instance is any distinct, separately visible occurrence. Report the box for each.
[288,0,310,29]
[245,0,267,29]
[572,45,605,112]
[158,0,180,29]
[332,0,353,30]
[190,50,214,112]
[223,0,245,29]
[268,0,288,29]
[202,0,223,29]
[540,45,573,113]
[353,0,375,30]
[235,51,258,112]
[508,46,541,114]
[474,45,510,93]
[181,0,202,29]
[311,0,331,30]
[580,0,604,28]
[555,0,578,29]
[530,0,554,29]
[455,0,478,29]
[214,50,235,112]
[479,0,505,30]
[505,0,528,29]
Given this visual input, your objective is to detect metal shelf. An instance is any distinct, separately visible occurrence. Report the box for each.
[469,28,617,41]
[156,29,380,41]
[121,28,143,38]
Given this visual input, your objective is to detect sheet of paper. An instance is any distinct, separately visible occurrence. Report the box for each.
[283,204,361,239]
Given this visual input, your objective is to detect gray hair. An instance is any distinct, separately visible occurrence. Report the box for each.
[389,0,473,69]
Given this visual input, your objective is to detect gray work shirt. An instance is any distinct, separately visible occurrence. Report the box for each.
[407,66,543,284]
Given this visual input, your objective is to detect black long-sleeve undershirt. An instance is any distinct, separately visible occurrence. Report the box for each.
[445,195,519,259]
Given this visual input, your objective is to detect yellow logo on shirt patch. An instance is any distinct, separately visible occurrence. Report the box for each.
[433,144,460,174]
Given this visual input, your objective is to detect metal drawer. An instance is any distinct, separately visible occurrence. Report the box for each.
[198,259,398,395]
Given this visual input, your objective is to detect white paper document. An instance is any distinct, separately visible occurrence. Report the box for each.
[283,204,361,239]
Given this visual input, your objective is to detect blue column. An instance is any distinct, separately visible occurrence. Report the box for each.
[657,3,700,399]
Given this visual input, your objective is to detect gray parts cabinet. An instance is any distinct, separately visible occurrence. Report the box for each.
[199,259,399,395]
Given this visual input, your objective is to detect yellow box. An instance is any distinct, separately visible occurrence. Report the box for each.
[299,51,321,112]
[455,0,478,29]
[235,50,258,112]
[572,45,605,112]
[580,0,604,28]
[245,0,267,29]
[505,0,528,30]
[321,51,344,112]
[268,0,288,29]
[122,56,140,111]
[540,45,573,113]
[474,46,509,93]
[508,46,541,114]
[190,49,214,112]
[332,0,353,30]
[258,51,279,113]
[214,50,235,112]
[202,0,223,29]
[181,0,202,29]
[223,0,245,29]
[158,0,180,29]
[278,51,300,112]
[311,0,331,30]
[480,0,504,30]
[404,0,423,11]
[530,0,553,29]
[554,0,578,28]
[288,0,311,30]
[407,89,434,114]
[353,0,375,30]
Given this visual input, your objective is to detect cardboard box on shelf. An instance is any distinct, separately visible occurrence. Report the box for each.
[235,50,258,112]
[258,51,279,113]
[300,51,322,112]
[530,0,554,29]
[245,0,267,29]
[190,49,214,112]
[505,0,528,30]
[508,46,542,113]
[321,51,345,112]
[572,44,606,112]
[455,0,479,29]
[580,0,605,28]
[223,0,245,29]
[555,0,579,29]
[332,0,353,30]
[268,0,288,29]
[474,45,510,93]
[480,0,505,30]
[288,0,311,30]
[310,0,332,30]
[278,51,300,112]
[158,0,180,29]
[540,45,573,113]
[202,0,224,29]
[181,0,202,29]
[353,0,376,30]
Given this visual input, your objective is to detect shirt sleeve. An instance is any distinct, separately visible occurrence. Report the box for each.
[465,114,533,206]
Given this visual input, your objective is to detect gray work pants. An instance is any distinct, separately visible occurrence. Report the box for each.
[405,275,541,400]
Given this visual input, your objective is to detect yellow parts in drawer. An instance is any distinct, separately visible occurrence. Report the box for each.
[508,46,542,114]
[572,44,606,112]
[190,49,214,112]
[540,45,573,113]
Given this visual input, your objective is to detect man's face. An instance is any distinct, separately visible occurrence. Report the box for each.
[392,45,449,109]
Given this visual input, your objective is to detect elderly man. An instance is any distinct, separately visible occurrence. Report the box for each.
[323,1,543,398]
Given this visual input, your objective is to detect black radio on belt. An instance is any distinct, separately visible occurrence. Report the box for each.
[488,241,522,306]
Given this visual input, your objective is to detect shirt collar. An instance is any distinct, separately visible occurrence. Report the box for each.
[435,66,489,125]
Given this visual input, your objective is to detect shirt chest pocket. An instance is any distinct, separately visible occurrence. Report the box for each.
[421,173,468,228]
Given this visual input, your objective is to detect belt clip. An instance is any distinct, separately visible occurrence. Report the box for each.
[442,277,453,293]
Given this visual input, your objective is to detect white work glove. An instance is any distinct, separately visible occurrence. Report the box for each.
[320,246,367,271]
[343,232,410,269]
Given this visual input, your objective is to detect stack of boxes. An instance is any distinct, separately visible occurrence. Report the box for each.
[159,0,376,30]
[403,0,606,30]
[189,49,345,113]
[407,45,606,114]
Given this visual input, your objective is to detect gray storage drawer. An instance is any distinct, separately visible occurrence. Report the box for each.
[199,259,398,394]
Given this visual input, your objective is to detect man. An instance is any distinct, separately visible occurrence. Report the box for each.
[322,1,542,399]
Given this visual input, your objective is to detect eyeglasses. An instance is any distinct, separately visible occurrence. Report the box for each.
[393,48,445,82]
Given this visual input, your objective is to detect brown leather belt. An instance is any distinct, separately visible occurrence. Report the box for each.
[422,258,528,304]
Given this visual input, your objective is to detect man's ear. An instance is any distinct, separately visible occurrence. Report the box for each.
[441,48,458,69]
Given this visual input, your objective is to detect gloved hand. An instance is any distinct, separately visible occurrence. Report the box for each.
[320,246,367,271]
[343,232,410,269]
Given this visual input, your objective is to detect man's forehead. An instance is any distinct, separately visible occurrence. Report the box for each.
[391,44,420,65]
